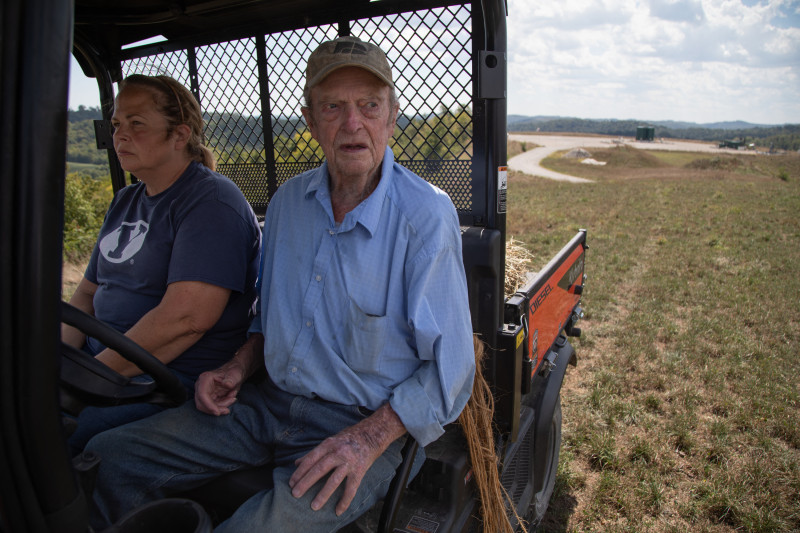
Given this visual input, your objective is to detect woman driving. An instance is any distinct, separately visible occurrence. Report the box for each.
[62,74,261,455]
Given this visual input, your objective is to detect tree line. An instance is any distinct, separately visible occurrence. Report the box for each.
[64,103,472,261]
[507,116,800,151]
[68,104,474,166]
[72,106,800,161]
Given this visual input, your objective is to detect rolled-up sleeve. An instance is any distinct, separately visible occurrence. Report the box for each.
[389,239,475,446]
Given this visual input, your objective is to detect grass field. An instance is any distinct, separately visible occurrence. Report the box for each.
[506,145,800,532]
[60,143,799,530]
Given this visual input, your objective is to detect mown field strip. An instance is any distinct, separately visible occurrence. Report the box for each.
[507,147,800,532]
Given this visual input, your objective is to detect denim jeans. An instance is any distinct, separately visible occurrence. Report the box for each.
[67,369,197,456]
[86,379,404,532]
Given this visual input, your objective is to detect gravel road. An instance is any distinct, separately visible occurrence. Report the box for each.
[507,134,748,182]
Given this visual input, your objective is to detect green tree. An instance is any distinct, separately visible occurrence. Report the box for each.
[291,130,324,161]
[63,172,112,261]
[67,119,110,166]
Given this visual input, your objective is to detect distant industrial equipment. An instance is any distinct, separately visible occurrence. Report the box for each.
[636,125,655,141]
[718,140,743,149]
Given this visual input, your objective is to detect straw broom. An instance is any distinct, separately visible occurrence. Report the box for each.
[458,335,527,533]
[456,239,535,533]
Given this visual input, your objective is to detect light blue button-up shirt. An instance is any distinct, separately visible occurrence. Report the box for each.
[250,147,475,445]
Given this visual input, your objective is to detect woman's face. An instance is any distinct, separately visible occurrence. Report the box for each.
[111,86,187,181]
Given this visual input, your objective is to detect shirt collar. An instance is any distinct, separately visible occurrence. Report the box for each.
[356,146,394,236]
[304,146,394,237]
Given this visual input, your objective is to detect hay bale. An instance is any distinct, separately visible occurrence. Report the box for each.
[506,237,535,297]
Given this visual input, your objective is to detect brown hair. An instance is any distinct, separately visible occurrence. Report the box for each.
[117,74,216,170]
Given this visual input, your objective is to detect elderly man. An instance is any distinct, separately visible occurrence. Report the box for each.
[87,36,475,532]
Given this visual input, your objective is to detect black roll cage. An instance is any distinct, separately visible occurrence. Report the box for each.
[72,0,510,370]
[0,1,514,531]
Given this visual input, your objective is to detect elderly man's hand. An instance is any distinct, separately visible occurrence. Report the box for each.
[195,334,264,415]
[194,363,245,415]
[288,403,406,516]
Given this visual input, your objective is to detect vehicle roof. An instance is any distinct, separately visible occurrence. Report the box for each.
[74,0,463,70]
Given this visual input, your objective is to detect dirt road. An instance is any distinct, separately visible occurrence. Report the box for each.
[507,134,747,182]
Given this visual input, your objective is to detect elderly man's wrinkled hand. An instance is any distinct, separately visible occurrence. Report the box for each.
[288,404,407,516]
[289,426,381,516]
[194,364,245,416]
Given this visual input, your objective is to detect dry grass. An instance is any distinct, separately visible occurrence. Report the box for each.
[460,335,527,533]
[509,147,800,532]
[62,262,85,300]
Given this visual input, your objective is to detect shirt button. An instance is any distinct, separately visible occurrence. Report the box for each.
[329,229,335,236]
[315,275,322,282]
[306,321,312,327]
[291,367,297,373]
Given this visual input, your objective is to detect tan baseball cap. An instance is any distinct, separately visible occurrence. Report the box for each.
[305,36,394,91]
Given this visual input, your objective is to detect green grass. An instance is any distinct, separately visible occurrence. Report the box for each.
[517,147,800,532]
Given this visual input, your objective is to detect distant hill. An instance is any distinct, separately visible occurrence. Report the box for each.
[508,115,800,151]
[68,106,102,122]
[68,108,800,153]
[651,119,772,130]
[508,114,562,126]
[507,115,776,131]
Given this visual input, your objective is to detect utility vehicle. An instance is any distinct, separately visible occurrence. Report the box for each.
[0,0,587,531]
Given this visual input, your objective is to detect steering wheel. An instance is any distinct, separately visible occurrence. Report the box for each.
[60,301,187,414]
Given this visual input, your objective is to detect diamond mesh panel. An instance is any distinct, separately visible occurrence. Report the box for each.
[121,3,474,215]
[197,39,264,164]
[355,5,473,212]
[124,51,190,85]
[353,6,473,161]
[265,26,338,169]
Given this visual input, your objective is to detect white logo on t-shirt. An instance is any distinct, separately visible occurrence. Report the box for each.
[99,221,149,263]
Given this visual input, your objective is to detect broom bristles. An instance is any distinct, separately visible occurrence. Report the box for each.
[458,335,528,533]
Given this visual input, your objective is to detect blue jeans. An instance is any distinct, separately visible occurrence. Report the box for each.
[86,379,404,532]
[67,369,197,456]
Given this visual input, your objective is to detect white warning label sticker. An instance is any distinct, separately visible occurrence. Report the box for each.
[497,165,508,213]
[405,515,440,533]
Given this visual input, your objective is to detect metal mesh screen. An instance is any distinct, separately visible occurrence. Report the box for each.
[122,3,473,216]
[197,39,264,164]
[125,50,190,85]
[266,26,337,170]
[355,5,474,210]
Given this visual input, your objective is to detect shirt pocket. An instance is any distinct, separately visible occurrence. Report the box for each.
[342,297,387,375]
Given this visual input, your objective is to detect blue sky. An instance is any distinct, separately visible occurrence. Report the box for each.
[69,0,800,125]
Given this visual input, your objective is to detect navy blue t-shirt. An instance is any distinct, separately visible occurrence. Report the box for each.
[84,161,261,376]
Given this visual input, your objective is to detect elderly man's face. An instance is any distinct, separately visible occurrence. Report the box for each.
[303,67,398,185]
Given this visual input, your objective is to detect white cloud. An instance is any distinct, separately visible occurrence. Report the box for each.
[507,0,800,123]
[649,0,706,24]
